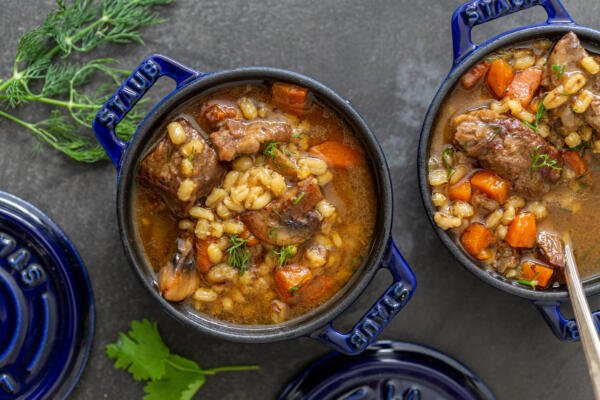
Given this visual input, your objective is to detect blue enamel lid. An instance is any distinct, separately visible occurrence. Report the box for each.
[0,191,94,399]
[280,341,495,400]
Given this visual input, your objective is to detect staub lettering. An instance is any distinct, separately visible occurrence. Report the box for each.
[97,58,160,128]
[463,0,542,26]
[349,282,409,349]
[0,232,47,289]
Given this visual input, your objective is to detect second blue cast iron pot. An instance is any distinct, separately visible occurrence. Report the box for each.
[92,59,416,355]
[418,0,600,341]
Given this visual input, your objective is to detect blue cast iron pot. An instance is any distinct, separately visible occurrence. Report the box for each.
[418,0,600,341]
[92,59,416,355]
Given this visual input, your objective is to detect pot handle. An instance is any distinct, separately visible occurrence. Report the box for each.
[92,54,201,168]
[534,301,600,341]
[451,0,574,65]
[310,239,416,355]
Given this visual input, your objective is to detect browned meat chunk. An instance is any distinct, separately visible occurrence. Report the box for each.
[210,119,292,161]
[544,32,600,132]
[471,191,499,216]
[158,238,199,302]
[201,102,242,130]
[241,178,323,246]
[138,118,226,216]
[454,109,562,197]
[537,231,565,268]
[494,242,520,273]
[272,82,312,116]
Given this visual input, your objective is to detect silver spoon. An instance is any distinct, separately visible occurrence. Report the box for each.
[563,234,600,398]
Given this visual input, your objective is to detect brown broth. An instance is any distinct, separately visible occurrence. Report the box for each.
[134,82,376,323]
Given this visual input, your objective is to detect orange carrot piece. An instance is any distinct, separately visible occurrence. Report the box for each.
[520,261,554,288]
[460,223,495,258]
[196,238,216,273]
[505,67,543,107]
[299,275,335,306]
[274,264,313,300]
[272,82,310,115]
[309,141,365,169]
[470,171,509,204]
[461,61,490,89]
[447,179,472,202]
[505,212,537,248]
[563,151,588,176]
[487,59,515,98]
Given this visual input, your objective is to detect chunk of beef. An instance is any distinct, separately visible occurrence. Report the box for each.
[210,119,292,161]
[471,191,500,216]
[494,242,520,273]
[201,101,242,130]
[241,178,323,246]
[454,109,562,197]
[158,237,199,302]
[543,32,588,88]
[139,118,226,216]
[544,32,600,132]
[272,82,311,116]
[537,231,565,268]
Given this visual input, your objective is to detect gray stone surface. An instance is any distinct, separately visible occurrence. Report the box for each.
[0,0,598,399]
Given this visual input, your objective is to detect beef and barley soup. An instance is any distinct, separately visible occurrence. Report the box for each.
[135,81,376,324]
[429,32,600,289]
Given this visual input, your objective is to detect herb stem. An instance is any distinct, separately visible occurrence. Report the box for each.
[0,94,98,109]
[201,365,260,375]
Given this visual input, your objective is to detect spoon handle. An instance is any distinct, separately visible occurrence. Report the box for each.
[565,241,600,398]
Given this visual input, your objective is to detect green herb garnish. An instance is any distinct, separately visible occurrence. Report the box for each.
[552,64,566,80]
[289,281,304,296]
[0,0,173,162]
[530,145,562,176]
[272,245,295,268]
[535,102,546,127]
[517,272,540,289]
[262,141,278,158]
[226,235,251,274]
[522,120,538,131]
[106,319,258,400]
[441,146,454,181]
[293,192,305,205]
[268,226,280,240]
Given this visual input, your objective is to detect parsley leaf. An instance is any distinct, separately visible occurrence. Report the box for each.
[106,319,170,381]
[106,320,258,400]
[143,355,206,400]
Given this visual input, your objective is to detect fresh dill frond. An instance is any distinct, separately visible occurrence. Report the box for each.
[262,141,279,158]
[226,235,251,274]
[0,0,173,162]
[530,145,562,176]
[272,245,295,268]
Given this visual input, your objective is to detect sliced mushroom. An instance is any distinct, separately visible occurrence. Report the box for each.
[158,238,200,302]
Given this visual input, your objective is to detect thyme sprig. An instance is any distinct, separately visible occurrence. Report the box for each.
[0,0,173,162]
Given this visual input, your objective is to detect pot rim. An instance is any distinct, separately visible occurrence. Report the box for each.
[418,24,600,302]
[115,66,394,342]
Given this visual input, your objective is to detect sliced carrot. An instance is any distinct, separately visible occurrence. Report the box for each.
[505,212,537,249]
[460,223,495,259]
[299,275,335,306]
[505,67,543,107]
[239,227,259,246]
[461,61,490,89]
[447,179,472,202]
[272,82,310,115]
[274,264,313,301]
[470,171,509,204]
[520,261,554,288]
[309,141,365,169]
[563,151,588,176]
[196,238,217,273]
[487,59,515,98]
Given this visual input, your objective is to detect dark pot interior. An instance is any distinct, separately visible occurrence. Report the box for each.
[115,67,394,342]
[418,24,600,302]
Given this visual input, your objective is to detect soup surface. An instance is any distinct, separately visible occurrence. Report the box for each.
[135,81,376,323]
[428,32,600,289]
